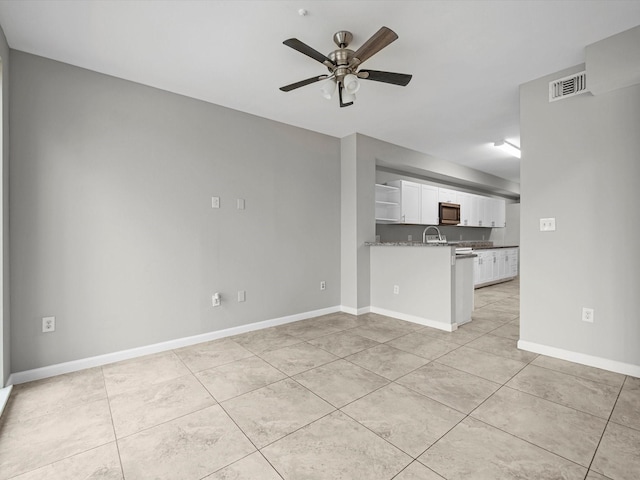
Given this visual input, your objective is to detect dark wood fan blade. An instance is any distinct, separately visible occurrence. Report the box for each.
[358,70,412,86]
[350,27,398,67]
[279,75,328,92]
[283,38,335,68]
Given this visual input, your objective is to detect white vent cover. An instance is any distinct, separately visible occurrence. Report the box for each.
[549,71,588,102]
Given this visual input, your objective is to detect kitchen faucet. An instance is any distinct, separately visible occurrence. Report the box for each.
[423,225,443,243]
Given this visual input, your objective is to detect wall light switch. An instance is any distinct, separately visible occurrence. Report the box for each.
[211,196,220,209]
[540,218,556,231]
[238,290,246,302]
[237,198,245,210]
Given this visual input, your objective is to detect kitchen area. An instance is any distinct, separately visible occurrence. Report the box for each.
[367,171,519,333]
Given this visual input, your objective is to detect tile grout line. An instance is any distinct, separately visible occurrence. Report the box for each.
[100,365,127,479]
[188,367,288,479]
[583,375,627,478]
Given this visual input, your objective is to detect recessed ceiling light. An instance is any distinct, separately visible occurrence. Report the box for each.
[494,140,521,159]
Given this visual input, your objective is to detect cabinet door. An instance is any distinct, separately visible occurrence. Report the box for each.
[485,198,496,228]
[498,250,509,278]
[457,192,471,227]
[495,198,506,228]
[478,252,490,283]
[476,196,487,227]
[400,181,421,224]
[473,256,481,286]
[508,248,519,277]
[421,185,439,225]
[438,188,458,204]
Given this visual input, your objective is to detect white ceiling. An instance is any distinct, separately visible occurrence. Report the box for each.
[0,1,639,185]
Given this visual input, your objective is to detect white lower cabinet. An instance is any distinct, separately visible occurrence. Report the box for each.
[473,247,518,288]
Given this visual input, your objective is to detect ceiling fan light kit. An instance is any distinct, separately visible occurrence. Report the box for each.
[280,26,412,107]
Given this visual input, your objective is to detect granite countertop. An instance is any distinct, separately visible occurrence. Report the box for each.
[365,242,452,247]
[366,241,518,250]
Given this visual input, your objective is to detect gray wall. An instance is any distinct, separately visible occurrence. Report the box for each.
[0,25,8,386]
[520,62,640,368]
[10,51,341,372]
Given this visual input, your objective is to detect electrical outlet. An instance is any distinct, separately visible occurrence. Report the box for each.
[212,293,221,307]
[408,235,412,242]
[42,316,55,333]
[582,307,594,323]
[320,281,326,290]
[237,198,245,210]
[211,196,220,209]
[393,285,400,295]
[237,290,246,302]
[540,218,556,231]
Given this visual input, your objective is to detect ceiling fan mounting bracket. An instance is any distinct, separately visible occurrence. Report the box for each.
[333,31,353,49]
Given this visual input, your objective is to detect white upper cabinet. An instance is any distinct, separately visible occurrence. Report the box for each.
[421,185,439,225]
[483,197,507,228]
[494,198,506,228]
[388,180,421,224]
[438,188,458,204]
[379,180,507,228]
[457,192,472,227]
[375,184,401,223]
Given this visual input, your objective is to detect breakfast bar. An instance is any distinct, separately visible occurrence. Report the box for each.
[367,242,475,332]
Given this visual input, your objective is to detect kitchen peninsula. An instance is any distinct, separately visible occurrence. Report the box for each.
[366,242,475,332]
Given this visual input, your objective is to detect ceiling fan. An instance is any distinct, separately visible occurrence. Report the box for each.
[279,26,412,107]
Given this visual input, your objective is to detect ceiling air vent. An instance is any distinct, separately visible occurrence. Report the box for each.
[549,71,588,102]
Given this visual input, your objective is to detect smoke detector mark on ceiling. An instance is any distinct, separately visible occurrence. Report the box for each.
[549,71,589,102]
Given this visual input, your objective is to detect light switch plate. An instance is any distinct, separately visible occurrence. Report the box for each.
[237,198,245,210]
[540,218,556,231]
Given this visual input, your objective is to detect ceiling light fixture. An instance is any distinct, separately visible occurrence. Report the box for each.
[494,140,521,159]
[343,73,360,94]
[320,79,336,99]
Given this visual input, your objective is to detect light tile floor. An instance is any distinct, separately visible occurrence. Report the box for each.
[1,279,639,479]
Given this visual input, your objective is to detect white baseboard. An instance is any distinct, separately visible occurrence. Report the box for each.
[518,340,640,378]
[7,305,342,386]
[369,307,455,332]
[0,385,12,418]
[340,305,371,316]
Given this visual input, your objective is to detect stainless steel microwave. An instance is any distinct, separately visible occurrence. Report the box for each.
[439,202,461,225]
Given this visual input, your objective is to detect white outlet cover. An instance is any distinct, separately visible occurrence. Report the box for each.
[42,316,55,333]
[238,290,246,302]
[237,198,245,210]
[540,217,556,231]
[211,196,220,209]
[582,307,594,323]
[393,285,400,294]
